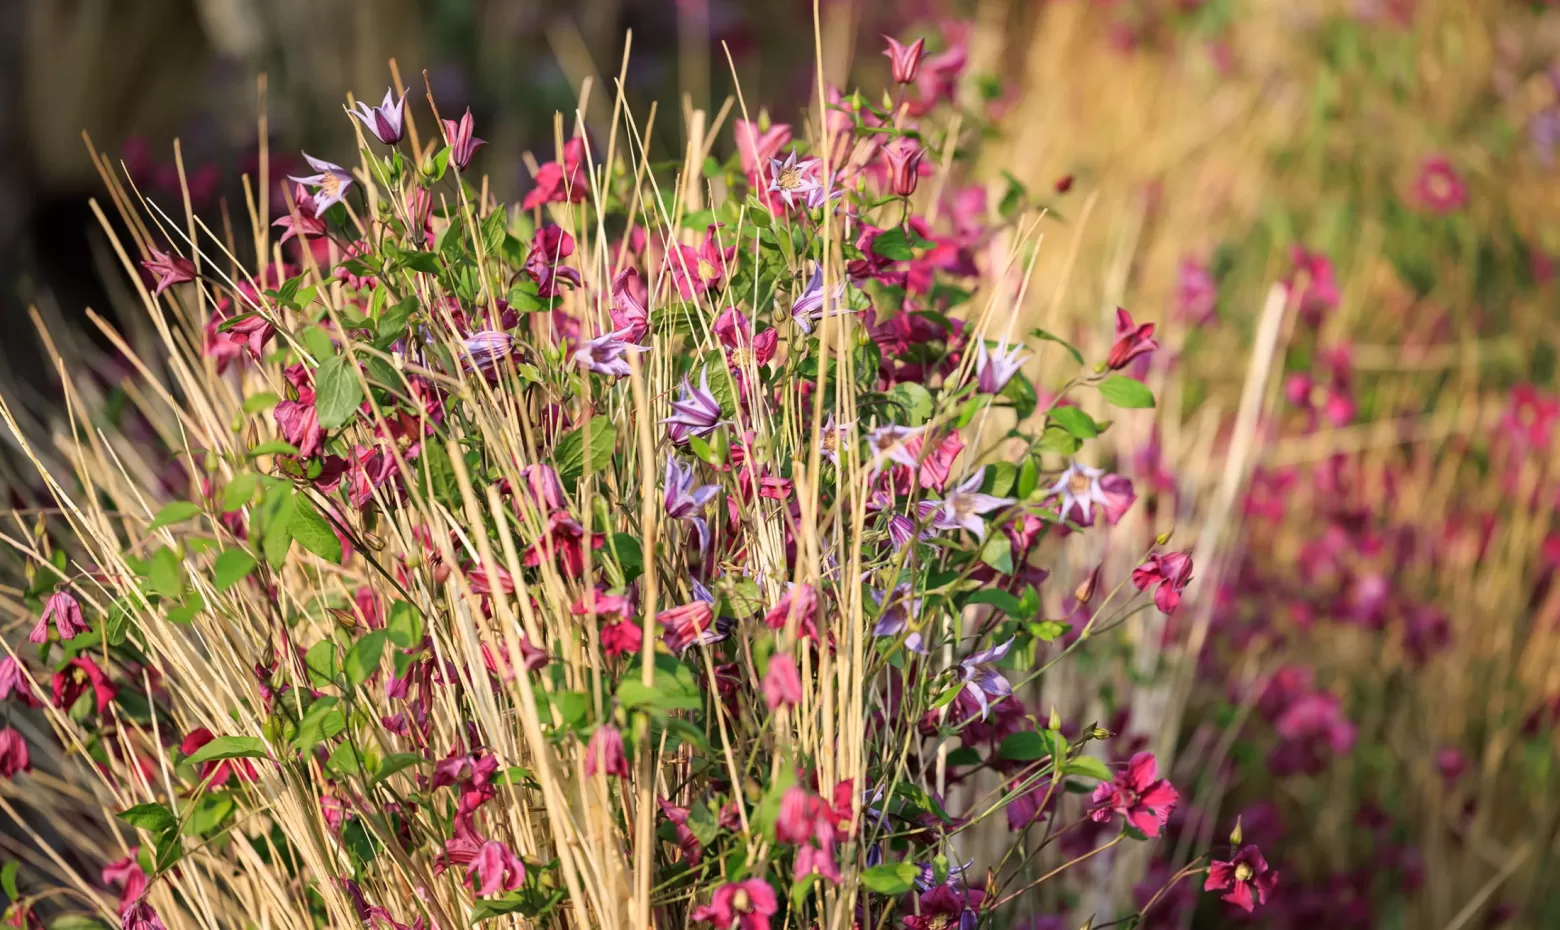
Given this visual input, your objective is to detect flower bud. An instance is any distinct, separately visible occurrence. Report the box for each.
[881,137,925,198]
[883,36,927,85]
[1229,817,1243,846]
[1048,707,1062,730]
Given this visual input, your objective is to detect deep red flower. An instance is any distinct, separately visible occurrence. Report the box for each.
[521,511,606,578]
[51,658,117,714]
[691,878,778,930]
[903,884,984,930]
[0,729,29,779]
[1204,845,1278,912]
[1106,307,1157,371]
[600,620,643,658]
[1285,246,1340,327]
[1090,752,1179,837]
[1132,551,1194,614]
[142,249,197,296]
[522,137,587,210]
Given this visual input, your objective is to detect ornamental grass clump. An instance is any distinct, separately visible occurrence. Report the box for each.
[0,24,1257,930]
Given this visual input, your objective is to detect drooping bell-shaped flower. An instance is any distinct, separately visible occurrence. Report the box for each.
[350,88,407,145]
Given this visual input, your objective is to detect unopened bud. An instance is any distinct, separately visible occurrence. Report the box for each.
[1048,707,1062,731]
[1091,727,1112,741]
[1229,817,1243,846]
[1155,530,1173,546]
[1073,566,1100,604]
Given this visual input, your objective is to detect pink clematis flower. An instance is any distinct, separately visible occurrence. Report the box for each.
[1090,752,1179,837]
[690,878,778,930]
[442,108,487,170]
[1285,246,1340,327]
[51,658,117,714]
[468,841,526,897]
[1204,845,1279,912]
[0,657,41,708]
[881,138,926,197]
[883,36,927,84]
[667,225,736,298]
[1106,307,1157,370]
[523,137,589,210]
[763,655,803,711]
[0,729,29,779]
[30,591,87,644]
[142,250,196,296]
[1412,155,1466,214]
[1177,258,1218,324]
[585,724,629,778]
[1132,550,1194,614]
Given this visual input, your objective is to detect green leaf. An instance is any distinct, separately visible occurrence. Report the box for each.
[481,210,508,256]
[1098,375,1155,409]
[305,640,340,688]
[372,752,426,785]
[2,860,19,900]
[289,497,343,564]
[1065,756,1114,782]
[242,392,281,414]
[187,736,267,766]
[249,439,301,458]
[165,594,204,625]
[146,547,183,598]
[870,228,915,261]
[945,747,983,767]
[326,741,365,777]
[118,802,177,834]
[888,382,933,426]
[998,730,1053,762]
[386,601,423,649]
[48,917,111,930]
[147,501,200,531]
[292,697,346,752]
[222,473,260,512]
[1017,457,1040,499]
[978,534,1014,575]
[212,548,257,591]
[609,534,643,583]
[861,862,920,895]
[1037,425,1082,456]
[260,485,296,568]
[344,631,388,688]
[965,588,1024,617]
[1049,406,1100,439]
[1029,327,1085,365]
[552,416,617,479]
[377,296,418,343]
[299,325,334,362]
[469,893,533,923]
[183,792,236,836]
[314,354,364,430]
[1028,620,1070,643]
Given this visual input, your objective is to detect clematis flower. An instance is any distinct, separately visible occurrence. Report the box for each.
[30,591,87,643]
[667,225,735,298]
[957,639,1013,718]
[690,878,778,930]
[1413,155,1466,213]
[791,265,850,334]
[903,883,984,930]
[521,511,606,578]
[1177,258,1218,324]
[866,423,924,477]
[928,468,1015,540]
[881,137,926,197]
[273,184,327,244]
[975,339,1026,393]
[735,120,791,178]
[442,108,486,170]
[51,658,117,714]
[884,35,927,84]
[657,797,705,865]
[664,456,720,553]
[600,620,642,657]
[1090,752,1179,837]
[817,416,854,468]
[121,900,168,930]
[794,842,842,884]
[871,584,926,654]
[275,386,324,458]
[468,840,526,897]
[714,307,777,370]
[1106,307,1157,371]
[1047,461,1136,528]
[767,152,821,209]
[523,224,583,298]
[585,724,628,778]
[609,269,649,341]
[1285,246,1340,327]
[1284,369,1356,428]
[763,655,803,710]
[142,250,196,296]
[0,729,28,779]
[0,657,41,708]
[350,88,407,144]
[574,329,649,378]
[658,584,727,653]
[1132,550,1194,614]
[103,850,148,914]
[1204,845,1278,912]
[289,154,353,214]
[664,372,724,443]
[460,331,515,375]
[763,583,819,642]
[522,137,588,209]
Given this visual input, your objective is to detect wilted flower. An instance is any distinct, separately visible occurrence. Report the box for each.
[1090,752,1179,837]
[767,152,821,209]
[1106,307,1157,371]
[0,729,28,779]
[30,590,87,643]
[883,35,928,84]
[975,339,1027,393]
[350,87,407,145]
[1204,845,1278,912]
[574,329,649,377]
[585,724,629,778]
[142,250,196,296]
[957,638,1013,718]
[664,372,724,443]
[442,108,487,170]
[1132,550,1194,614]
[928,468,1015,540]
[288,154,354,214]
[882,137,926,197]
[690,878,778,930]
[1412,155,1466,213]
[763,655,803,710]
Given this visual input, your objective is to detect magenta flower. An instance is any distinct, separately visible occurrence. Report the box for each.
[667,225,735,298]
[103,850,148,914]
[1284,370,1356,428]
[792,265,850,334]
[1131,550,1194,614]
[51,658,115,714]
[523,137,589,210]
[121,900,168,930]
[975,339,1027,393]
[763,655,803,710]
[350,88,407,145]
[609,269,649,341]
[658,584,726,653]
[523,224,583,297]
[767,152,821,209]
[928,468,1015,540]
[1412,155,1466,213]
[734,120,791,178]
[866,423,925,477]
[903,883,984,930]
[468,840,526,896]
[0,657,40,708]
[763,583,819,641]
[794,841,842,884]
[1285,246,1340,327]
[274,387,324,458]
[460,331,515,375]
[1106,307,1157,371]
[957,638,1013,718]
[1047,460,1136,528]
[883,35,928,84]
[30,590,87,643]
[1177,258,1218,324]
[1090,752,1179,837]
[288,154,353,214]
[585,724,628,779]
[0,728,29,779]
[881,137,926,197]
[574,329,649,378]
[690,878,778,930]
[1204,845,1278,912]
[664,372,723,443]
[273,184,327,243]
[180,727,257,786]
[142,249,196,296]
[441,108,487,170]
[714,307,778,368]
